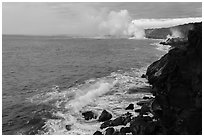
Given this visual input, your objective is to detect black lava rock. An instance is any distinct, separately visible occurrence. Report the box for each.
[93,131,103,135]
[82,111,97,120]
[125,103,134,110]
[112,112,132,126]
[135,109,141,113]
[141,74,146,78]
[120,127,131,134]
[143,96,152,99]
[65,125,71,131]
[98,110,112,122]
[100,120,113,129]
[105,127,115,135]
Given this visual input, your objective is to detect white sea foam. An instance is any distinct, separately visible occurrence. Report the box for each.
[65,79,118,112]
[28,67,152,135]
[151,42,171,53]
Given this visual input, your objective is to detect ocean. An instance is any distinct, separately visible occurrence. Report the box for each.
[2,35,167,135]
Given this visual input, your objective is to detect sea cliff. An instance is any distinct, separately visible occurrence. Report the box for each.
[145,22,199,39]
[145,22,202,134]
[93,22,202,135]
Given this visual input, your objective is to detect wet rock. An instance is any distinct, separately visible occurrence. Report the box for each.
[137,100,149,106]
[112,112,132,126]
[112,117,124,126]
[65,125,71,131]
[143,96,152,99]
[98,110,112,122]
[159,37,188,47]
[113,130,120,135]
[141,74,146,78]
[130,116,147,135]
[125,103,134,110]
[93,131,103,135]
[100,120,112,129]
[140,104,150,116]
[82,111,97,120]
[105,127,115,135]
[120,127,131,134]
[135,109,141,113]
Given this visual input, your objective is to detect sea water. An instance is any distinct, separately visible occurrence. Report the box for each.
[2,35,167,134]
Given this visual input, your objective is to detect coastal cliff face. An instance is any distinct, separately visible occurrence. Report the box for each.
[146,22,202,134]
[93,22,201,135]
[145,22,197,39]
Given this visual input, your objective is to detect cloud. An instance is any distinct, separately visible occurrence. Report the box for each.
[2,3,202,37]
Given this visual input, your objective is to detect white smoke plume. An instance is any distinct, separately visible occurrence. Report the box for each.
[167,28,184,38]
[97,10,201,39]
[99,10,131,36]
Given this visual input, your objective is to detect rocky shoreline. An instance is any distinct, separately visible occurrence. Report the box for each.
[83,22,201,135]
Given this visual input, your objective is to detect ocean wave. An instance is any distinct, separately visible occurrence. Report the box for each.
[27,67,151,135]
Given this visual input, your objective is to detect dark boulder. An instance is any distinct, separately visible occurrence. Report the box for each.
[112,116,124,126]
[112,112,132,126]
[93,131,103,135]
[105,127,115,135]
[130,116,148,135]
[125,103,134,110]
[120,127,131,134]
[82,111,97,120]
[143,96,152,99]
[98,110,112,122]
[140,104,150,116]
[113,130,120,135]
[135,109,141,113]
[65,125,71,131]
[100,120,113,129]
[141,74,146,78]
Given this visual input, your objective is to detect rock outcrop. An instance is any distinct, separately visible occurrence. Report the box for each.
[145,22,197,39]
[159,37,188,48]
[145,22,202,134]
[93,22,202,135]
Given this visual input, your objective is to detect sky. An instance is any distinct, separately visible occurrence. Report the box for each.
[2,2,202,36]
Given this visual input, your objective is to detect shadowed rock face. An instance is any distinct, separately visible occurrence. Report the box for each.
[93,22,202,135]
[146,22,202,134]
[159,37,188,48]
